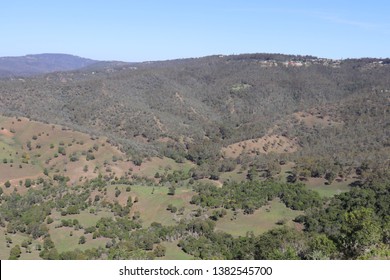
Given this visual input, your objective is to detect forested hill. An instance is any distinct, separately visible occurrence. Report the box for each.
[0,54,99,77]
[0,53,389,165]
[0,53,389,260]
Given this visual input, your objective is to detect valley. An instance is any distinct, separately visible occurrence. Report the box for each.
[0,53,389,260]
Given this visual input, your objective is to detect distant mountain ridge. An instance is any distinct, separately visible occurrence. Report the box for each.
[0,53,99,77]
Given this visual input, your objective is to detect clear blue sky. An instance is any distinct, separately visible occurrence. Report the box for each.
[1,0,389,61]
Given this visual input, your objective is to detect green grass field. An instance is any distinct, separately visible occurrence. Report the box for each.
[137,157,194,178]
[47,209,113,253]
[48,225,109,253]
[128,185,196,226]
[218,165,247,183]
[158,241,195,260]
[0,230,42,260]
[215,199,302,237]
[305,178,351,197]
[50,209,114,228]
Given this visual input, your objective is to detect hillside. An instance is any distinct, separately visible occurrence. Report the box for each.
[0,115,196,190]
[0,54,388,167]
[0,53,389,260]
[0,54,99,77]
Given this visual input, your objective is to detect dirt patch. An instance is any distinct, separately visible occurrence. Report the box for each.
[293,111,343,128]
[222,134,299,158]
[134,135,149,143]
[157,137,174,143]
[153,115,167,133]
[0,128,13,137]
[175,92,184,103]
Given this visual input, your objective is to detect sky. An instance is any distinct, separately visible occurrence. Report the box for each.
[1,0,389,61]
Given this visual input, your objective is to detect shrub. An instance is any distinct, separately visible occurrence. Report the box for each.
[24,179,32,188]
[4,180,11,188]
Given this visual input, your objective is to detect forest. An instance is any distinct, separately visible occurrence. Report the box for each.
[0,53,389,259]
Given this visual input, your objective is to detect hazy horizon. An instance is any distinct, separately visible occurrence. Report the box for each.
[1,0,389,62]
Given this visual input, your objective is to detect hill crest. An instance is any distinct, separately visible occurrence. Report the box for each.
[0,53,98,77]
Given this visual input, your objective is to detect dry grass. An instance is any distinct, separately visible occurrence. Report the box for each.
[222,134,299,158]
[0,115,130,188]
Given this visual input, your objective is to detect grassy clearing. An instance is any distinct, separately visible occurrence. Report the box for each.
[218,165,247,183]
[137,157,194,178]
[128,185,196,227]
[158,241,195,260]
[50,209,114,228]
[100,184,196,226]
[48,209,113,253]
[279,162,351,197]
[215,199,302,237]
[0,230,42,260]
[305,178,351,197]
[48,226,109,253]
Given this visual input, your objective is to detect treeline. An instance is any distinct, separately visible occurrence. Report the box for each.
[190,181,322,213]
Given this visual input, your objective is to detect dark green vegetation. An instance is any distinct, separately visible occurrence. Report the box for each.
[1,174,388,260]
[0,53,389,259]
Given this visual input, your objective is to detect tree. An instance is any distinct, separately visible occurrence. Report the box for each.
[58,146,66,156]
[4,180,11,188]
[79,236,86,244]
[325,171,336,184]
[86,153,95,161]
[9,245,21,260]
[126,196,133,208]
[41,248,59,260]
[21,240,29,248]
[306,234,337,260]
[132,156,142,166]
[154,244,166,257]
[24,179,32,188]
[43,237,55,250]
[255,227,307,260]
[168,186,176,196]
[246,167,258,181]
[340,208,382,258]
